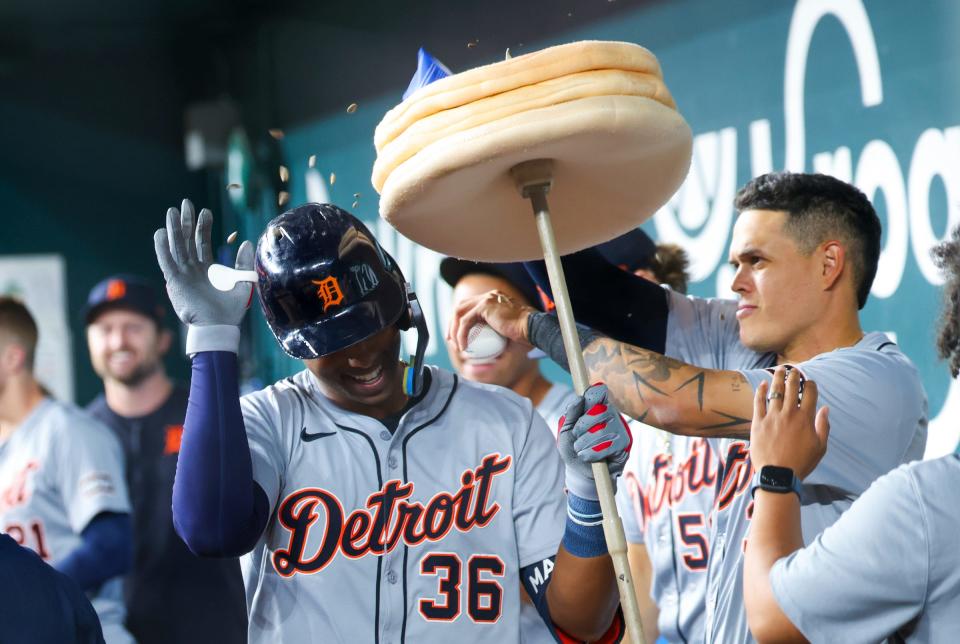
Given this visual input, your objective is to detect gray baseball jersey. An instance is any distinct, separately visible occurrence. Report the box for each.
[535,382,580,434]
[520,380,579,644]
[609,290,771,644]
[238,366,566,644]
[669,296,927,642]
[770,453,960,643]
[616,426,719,644]
[0,398,133,643]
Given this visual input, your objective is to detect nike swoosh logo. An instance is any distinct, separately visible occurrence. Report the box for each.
[300,427,337,442]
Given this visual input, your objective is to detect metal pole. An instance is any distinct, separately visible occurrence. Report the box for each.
[511,160,646,644]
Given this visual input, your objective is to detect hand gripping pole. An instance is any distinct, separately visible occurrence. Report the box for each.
[510,159,646,644]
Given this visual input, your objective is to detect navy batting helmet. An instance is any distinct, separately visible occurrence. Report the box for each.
[255,203,429,395]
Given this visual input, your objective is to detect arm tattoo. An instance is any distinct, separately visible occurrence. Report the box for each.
[731,372,747,392]
[675,372,706,411]
[583,339,751,439]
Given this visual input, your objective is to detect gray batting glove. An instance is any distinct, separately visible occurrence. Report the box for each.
[557,383,633,501]
[153,198,254,353]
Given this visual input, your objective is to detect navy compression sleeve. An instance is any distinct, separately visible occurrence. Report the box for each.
[173,350,269,557]
[55,512,132,591]
[524,248,669,353]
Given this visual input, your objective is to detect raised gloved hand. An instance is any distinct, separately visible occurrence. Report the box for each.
[557,383,632,501]
[153,199,254,329]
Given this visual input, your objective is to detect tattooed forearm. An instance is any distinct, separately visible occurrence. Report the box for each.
[583,338,753,440]
[731,372,748,392]
[675,372,706,410]
[583,340,685,385]
[702,411,751,434]
[621,345,687,382]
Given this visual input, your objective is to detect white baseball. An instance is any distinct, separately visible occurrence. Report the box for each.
[463,323,508,362]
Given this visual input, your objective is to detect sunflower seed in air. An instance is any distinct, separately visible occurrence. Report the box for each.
[308,155,317,168]
[346,103,358,114]
[279,165,289,182]
[278,191,290,206]
[226,231,238,244]
[268,129,284,140]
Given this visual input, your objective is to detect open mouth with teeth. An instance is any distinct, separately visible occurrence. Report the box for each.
[344,364,386,391]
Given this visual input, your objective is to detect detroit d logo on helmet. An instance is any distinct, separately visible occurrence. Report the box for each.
[311,276,344,311]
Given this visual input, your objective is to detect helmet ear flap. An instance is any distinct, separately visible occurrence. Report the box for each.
[386,252,413,331]
[395,302,413,331]
[401,282,429,396]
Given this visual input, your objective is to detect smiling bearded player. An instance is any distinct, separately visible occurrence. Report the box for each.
[154,200,631,643]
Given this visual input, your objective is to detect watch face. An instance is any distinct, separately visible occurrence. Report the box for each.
[759,465,795,491]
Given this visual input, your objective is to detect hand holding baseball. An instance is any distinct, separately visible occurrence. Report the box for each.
[462,323,508,362]
[749,366,830,479]
[448,290,535,352]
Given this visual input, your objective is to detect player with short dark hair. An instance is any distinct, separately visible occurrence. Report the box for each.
[734,171,880,309]
[155,200,631,643]
[741,225,960,643]
[452,171,927,644]
[83,274,247,644]
[0,297,134,643]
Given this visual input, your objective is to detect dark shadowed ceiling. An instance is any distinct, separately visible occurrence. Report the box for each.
[0,0,660,127]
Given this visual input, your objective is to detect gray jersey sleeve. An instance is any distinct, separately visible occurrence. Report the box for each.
[513,407,566,567]
[665,290,770,369]
[769,463,926,641]
[740,341,926,494]
[55,412,130,533]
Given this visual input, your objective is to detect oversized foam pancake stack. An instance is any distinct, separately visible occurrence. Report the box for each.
[372,41,693,262]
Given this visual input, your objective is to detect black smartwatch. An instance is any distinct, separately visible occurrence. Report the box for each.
[750,465,802,499]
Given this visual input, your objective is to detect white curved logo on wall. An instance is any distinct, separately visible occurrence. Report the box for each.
[784,0,883,173]
[653,128,738,284]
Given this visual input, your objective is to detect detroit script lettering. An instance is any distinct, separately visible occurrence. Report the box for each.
[273,453,512,577]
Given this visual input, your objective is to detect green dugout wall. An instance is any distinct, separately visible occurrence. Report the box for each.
[260,0,960,457]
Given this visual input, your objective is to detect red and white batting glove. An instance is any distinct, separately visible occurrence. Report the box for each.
[557,383,633,501]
